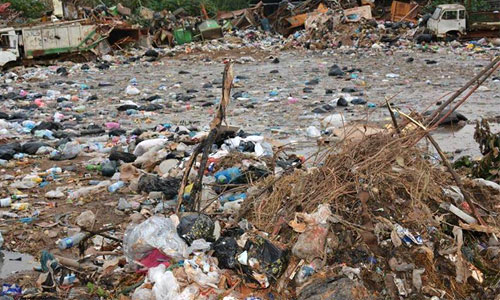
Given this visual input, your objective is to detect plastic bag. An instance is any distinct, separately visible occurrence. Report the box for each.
[238,235,289,288]
[184,254,220,288]
[177,214,215,245]
[292,204,331,260]
[149,265,180,300]
[306,126,321,138]
[186,239,211,254]
[292,225,328,261]
[213,237,238,269]
[126,85,141,96]
[123,216,188,262]
[133,139,167,157]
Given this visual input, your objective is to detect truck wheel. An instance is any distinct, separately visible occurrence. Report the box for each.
[445,32,460,42]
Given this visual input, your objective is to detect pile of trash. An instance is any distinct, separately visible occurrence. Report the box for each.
[241,127,500,299]
[0,55,496,299]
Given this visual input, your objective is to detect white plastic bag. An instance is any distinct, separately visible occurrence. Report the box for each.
[306,126,321,138]
[126,85,141,96]
[149,265,180,300]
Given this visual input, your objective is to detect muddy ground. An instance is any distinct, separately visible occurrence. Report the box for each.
[0,46,498,290]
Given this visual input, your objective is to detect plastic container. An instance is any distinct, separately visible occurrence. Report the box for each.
[219,193,246,203]
[174,28,192,45]
[0,197,11,207]
[86,164,102,171]
[58,232,86,250]
[108,181,125,193]
[11,203,30,211]
[215,167,242,184]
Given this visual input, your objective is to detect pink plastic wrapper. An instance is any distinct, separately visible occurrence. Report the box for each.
[105,122,120,130]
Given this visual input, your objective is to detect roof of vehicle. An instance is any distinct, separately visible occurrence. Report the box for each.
[0,27,15,32]
[436,4,466,10]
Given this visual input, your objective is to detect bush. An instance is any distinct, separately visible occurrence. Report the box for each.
[4,0,252,20]
[86,0,251,16]
[2,0,49,18]
[426,0,491,13]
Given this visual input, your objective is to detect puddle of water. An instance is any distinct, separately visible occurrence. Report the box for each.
[0,250,37,279]
[431,123,500,159]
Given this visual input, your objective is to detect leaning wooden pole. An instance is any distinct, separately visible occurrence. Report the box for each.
[175,62,234,213]
[424,56,500,127]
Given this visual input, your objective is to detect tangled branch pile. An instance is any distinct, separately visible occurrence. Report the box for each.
[241,126,500,299]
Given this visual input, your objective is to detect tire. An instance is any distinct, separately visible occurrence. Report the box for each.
[445,31,460,42]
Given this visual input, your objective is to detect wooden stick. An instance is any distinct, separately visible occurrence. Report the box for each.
[386,98,400,135]
[424,56,500,127]
[176,62,234,213]
[426,134,485,225]
[398,112,486,225]
[175,143,203,213]
[430,60,500,130]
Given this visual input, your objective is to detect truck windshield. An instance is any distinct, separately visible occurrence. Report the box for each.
[432,8,442,19]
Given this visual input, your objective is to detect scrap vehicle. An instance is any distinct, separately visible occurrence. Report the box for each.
[425,0,500,39]
[0,20,113,68]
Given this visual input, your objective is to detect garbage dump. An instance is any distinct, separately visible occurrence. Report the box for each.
[0,0,499,299]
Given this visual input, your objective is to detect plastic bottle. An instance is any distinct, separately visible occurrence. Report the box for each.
[11,194,28,200]
[215,167,242,184]
[0,197,11,207]
[86,164,102,171]
[219,193,246,203]
[108,181,125,193]
[47,167,62,174]
[11,203,30,211]
[58,232,86,250]
[62,274,77,285]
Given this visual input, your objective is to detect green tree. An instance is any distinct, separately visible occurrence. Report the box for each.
[1,0,49,18]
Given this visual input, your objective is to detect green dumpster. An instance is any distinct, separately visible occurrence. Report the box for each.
[174,28,193,45]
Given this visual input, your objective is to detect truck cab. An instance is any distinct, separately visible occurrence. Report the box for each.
[0,27,20,68]
[427,4,467,39]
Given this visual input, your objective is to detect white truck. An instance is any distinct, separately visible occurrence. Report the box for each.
[425,3,500,40]
[0,20,109,69]
[0,27,19,67]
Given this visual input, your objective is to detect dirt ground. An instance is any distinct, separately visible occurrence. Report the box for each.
[0,46,499,293]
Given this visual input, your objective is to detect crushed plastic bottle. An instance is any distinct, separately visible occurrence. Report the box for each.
[11,203,30,211]
[215,167,242,184]
[58,232,86,249]
[108,181,125,193]
[0,197,11,207]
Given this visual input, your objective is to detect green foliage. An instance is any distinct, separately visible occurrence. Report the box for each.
[3,0,251,20]
[87,0,251,16]
[426,0,491,13]
[454,120,500,183]
[1,0,49,18]
[86,282,108,298]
